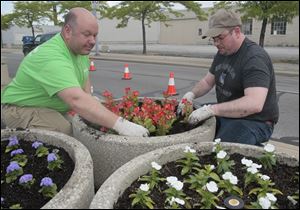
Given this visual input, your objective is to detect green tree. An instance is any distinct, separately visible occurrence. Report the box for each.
[107,1,207,54]
[12,1,50,37]
[1,14,14,48]
[42,1,61,26]
[238,1,299,47]
[212,1,299,47]
[59,1,108,19]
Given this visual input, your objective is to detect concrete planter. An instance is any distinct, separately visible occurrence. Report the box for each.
[90,142,299,209]
[1,129,94,209]
[72,97,216,189]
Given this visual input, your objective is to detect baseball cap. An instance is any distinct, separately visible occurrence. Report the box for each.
[202,9,242,39]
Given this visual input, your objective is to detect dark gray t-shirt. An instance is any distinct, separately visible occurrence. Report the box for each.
[209,38,279,123]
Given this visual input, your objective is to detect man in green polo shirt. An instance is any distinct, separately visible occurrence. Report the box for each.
[1,8,149,137]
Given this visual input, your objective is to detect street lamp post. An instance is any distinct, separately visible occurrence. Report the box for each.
[91,1,100,56]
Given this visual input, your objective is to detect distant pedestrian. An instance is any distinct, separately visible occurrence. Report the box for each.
[177,9,279,145]
[1,8,149,137]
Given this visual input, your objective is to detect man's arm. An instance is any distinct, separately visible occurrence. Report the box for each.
[191,72,215,98]
[83,76,92,94]
[58,87,118,129]
[210,87,268,118]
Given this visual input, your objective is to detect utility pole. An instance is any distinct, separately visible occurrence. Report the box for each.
[91,1,100,56]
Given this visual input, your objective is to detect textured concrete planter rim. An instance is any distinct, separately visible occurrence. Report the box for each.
[90,142,299,209]
[1,128,94,209]
[74,114,215,143]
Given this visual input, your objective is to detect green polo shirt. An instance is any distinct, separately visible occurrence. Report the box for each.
[1,33,89,113]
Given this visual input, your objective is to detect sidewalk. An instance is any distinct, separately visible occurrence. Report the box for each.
[90,52,299,76]
[89,43,299,76]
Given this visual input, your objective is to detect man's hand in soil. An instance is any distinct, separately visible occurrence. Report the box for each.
[188,105,214,125]
[113,117,149,137]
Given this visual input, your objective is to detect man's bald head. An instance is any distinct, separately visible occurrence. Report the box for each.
[61,7,99,55]
[63,7,97,28]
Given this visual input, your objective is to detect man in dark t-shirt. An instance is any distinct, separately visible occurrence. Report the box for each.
[177,9,279,145]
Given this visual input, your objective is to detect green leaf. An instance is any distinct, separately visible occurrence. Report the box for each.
[249,188,261,195]
[145,201,154,209]
[181,166,190,175]
[209,173,220,182]
[232,186,243,196]
[131,197,140,207]
[271,188,283,195]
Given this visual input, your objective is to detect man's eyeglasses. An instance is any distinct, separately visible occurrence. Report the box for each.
[209,29,234,44]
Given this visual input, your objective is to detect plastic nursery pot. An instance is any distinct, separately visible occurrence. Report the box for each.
[1,128,94,209]
[72,97,216,189]
[89,142,299,209]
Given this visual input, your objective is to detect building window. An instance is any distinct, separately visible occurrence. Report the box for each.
[271,18,287,35]
[242,19,252,35]
[198,28,202,36]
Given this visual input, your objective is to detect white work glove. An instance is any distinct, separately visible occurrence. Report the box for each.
[188,105,214,125]
[112,117,149,137]
[177,92,195,115]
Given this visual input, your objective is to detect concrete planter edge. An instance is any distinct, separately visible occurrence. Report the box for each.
[1,128,95,209]
[90,142,299,209]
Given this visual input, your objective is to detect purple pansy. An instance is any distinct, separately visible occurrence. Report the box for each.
[47,153,57,162]
[6,161,21,173]
[8,136,19,147]
[19,174,33,184]
[10,149,24,157]
[32,141,43,149]
[40,177,53,187]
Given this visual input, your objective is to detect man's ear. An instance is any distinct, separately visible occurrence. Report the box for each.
[63,24,72,39]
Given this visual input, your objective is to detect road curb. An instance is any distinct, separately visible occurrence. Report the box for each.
[90,54,299,76]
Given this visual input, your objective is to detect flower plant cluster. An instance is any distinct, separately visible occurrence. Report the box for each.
[126,140,299,209]
[1,136,63,209]
[101,87,193,136]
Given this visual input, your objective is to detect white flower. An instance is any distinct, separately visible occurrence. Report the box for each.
[166,176,178,183]
[151,161,162,170]
[184,146,196,153]
[206,181,218,193]
[217,150,227,159]
[212,146,216,152]
[247,166,259,174]
[287,195,298,205]
[259,197,271,209]
[241,157,253,167]
[210,165,215,170]
[222,172,238,185]
[260,175,270,181]
[222,171,233,180]
[264,144,275,153]
[169,197,185,206]
[266,193,277,202]
[166,176,183,191]
[172,180,184,191]
[251,163,262,169]
[214,138,221,144]
[139,183,150,192]
[229,176,238,185]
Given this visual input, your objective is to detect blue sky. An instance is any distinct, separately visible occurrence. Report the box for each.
[1,1,215,14]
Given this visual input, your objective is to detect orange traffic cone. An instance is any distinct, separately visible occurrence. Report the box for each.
[89,60,96,71]
[165,72,178,96]
[122,64,132,80]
